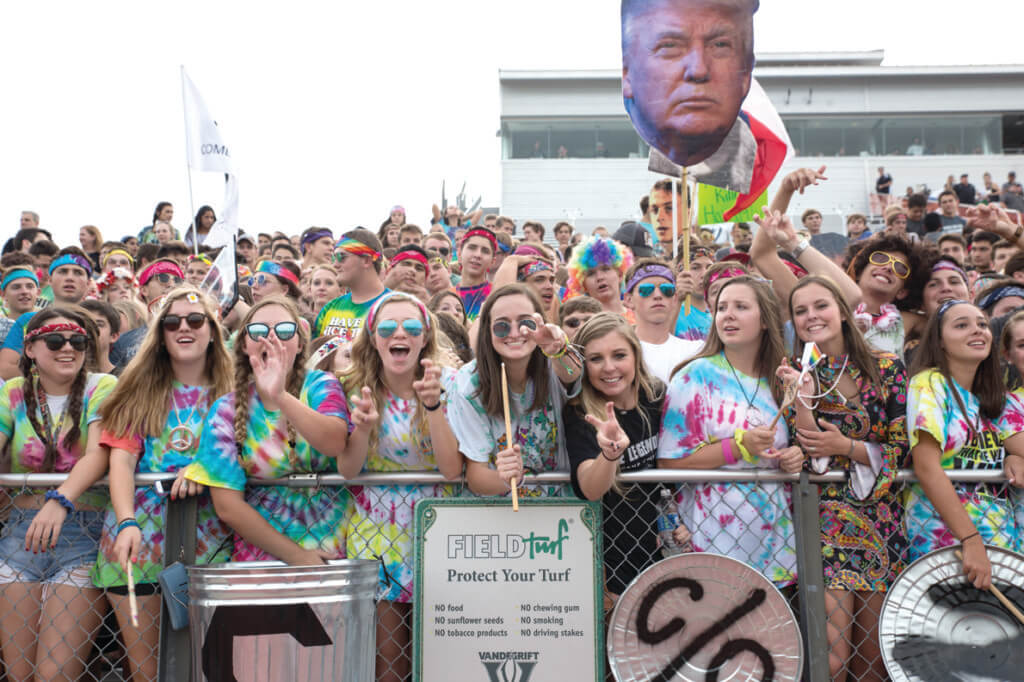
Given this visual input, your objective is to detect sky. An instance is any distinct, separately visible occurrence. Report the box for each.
[2,0,1022,247]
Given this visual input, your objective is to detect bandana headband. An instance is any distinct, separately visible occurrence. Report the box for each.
[255,260,300,286]
[518,260,553,281]
[138,260,184,286]
[977,285,1024,312]
[335,236,382,262]
[625,264,676,293]
[2,269,38,291]
[301,228,334,252]
[704,267,746,300]
[937,299,972,319]
[365,292,431,334]
[101,248,134,268]
[306,335,346,370]
[25,322,87,344]
[389,249,430,276]
[459,227,498,252]
[49,253,92,278]
[930,260,969,286]
[497,239,512,254]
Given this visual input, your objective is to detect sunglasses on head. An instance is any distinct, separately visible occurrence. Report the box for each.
[492,318,537,338]
[376,318,424,338]
[154,273,183,285]
[636,282,676,298]
[246,321,298,341]
[37,333,88,352]
[162,312,209,332]
[868,251,910,279]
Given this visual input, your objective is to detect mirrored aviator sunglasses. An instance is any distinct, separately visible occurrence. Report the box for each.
[636,282,676,298]
[40,333,88,352]
[246,321,298,341]
[491,318,538,338]
[376,318,424,338]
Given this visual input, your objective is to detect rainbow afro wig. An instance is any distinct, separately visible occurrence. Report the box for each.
[566,236,633,299]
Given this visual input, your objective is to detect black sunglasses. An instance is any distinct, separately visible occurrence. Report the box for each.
[162,313,209,332]
[154,273,184,285]
[492,318,538,338]
[246,321,298,341]
[38,333,88,352]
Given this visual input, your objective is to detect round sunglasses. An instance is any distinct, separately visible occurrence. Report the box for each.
[36,333,88,352]
[246,321,298,341]
[868,251,910,279]
[635,282,676,298]
[376,318,424,338]
[492,318,538,338]
[153,273,184,285]
[161,312,209,332]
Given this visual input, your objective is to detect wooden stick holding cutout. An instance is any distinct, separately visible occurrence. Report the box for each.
[954,548,1024,626]
[769,374,800,430]
[680,167,691,316]
[126,564,139,627]
[500,362,519,512]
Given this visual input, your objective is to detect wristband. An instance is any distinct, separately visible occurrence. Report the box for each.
[792,238,811,260]
[734,429,756,463]
[116,519,141,536]
[846,438,855,458]
[601,447,624,462]
[721,438,737,465]
[423,400,441,412]
[1014,223,1024,242]
[44,490,75,514]
[960,530,981,545]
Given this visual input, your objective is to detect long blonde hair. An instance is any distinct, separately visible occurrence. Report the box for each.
[232,297,310,451]
[101,288,233,439]
[340,292,449,452]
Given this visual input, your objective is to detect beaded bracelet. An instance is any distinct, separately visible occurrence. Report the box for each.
[44,489,75,514]
[116,519,141,536]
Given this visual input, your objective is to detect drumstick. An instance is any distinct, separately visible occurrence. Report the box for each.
[500,362,519,512]
[954,549,1024,626]
[680,167,691,316]
[126,564,139,627]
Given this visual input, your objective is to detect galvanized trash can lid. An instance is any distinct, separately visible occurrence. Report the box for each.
[607,553,802,681]
[880,545,1024,682]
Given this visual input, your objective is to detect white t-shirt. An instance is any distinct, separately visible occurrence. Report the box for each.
[640,336,704,384]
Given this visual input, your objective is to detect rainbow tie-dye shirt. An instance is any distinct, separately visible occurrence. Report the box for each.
[314,290,390,342]
[184,370,351,561]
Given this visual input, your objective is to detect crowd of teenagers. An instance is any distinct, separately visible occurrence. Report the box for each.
[1,165,1024,681]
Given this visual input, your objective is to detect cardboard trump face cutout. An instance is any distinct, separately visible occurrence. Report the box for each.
[623,0,789,218]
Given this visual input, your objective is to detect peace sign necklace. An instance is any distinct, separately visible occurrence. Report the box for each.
[167,388,208,453]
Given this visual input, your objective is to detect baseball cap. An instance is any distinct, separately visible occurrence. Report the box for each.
[612,221,654,258]
[237,232,256,245]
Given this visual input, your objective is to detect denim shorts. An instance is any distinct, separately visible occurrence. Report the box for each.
[0,508,103,587]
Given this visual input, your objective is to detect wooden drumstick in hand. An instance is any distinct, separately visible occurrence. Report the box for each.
[501,362,520,512]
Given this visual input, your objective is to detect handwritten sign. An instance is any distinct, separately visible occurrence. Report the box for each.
[413,499,603,681]
[698,183,768,225]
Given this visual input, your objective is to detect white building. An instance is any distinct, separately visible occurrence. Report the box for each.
[499,51,1024,235]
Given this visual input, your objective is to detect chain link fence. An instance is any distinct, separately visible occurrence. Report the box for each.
[0,470,1019,681]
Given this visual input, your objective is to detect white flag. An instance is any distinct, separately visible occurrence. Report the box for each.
[182,69,235,174]
[204,174,239,249]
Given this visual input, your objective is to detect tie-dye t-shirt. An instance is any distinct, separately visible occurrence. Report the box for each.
[673,305,711,342]
[456,281,491,323]
[314,289,390,342]
[92,383,232,588]
[905,369,1022,559]
[447,359,578,499]
[658,352,796,585]
[346,368,458,602]
[0,373,116,509]
[184,370,352,561]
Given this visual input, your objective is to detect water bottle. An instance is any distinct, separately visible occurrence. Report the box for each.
[656,487,685,558]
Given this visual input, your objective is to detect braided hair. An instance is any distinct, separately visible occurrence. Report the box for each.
[18,307,98,472]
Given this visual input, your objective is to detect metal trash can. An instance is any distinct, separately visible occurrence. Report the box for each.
[188,560,378,682]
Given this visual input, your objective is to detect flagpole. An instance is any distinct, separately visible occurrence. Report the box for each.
[180,65,199,255]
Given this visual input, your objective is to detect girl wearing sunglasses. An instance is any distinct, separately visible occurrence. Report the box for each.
[91,288,233,682]
[659,277,802,587]
[0,307,117,681]
[248,260,302,303]
[337,292,460,681]
[184,297,351,566]
[777,275,909,681]
[564,313,686,600]
[448,284,581,499]
[907,300,1024,591]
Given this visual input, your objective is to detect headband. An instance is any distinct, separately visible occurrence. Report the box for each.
[2,269,38,291]
[301,228,334,251]
[49,253,92,278]
[391,205,405,214]
[497,239,512,254]
[459,227,498,252]
[189,253,213,266]
[389,249,430,275]
[515,245,545,258]
[101,248,134,268]
[937,299,972,319]
[365,292,431,334]
[25,321,87,344]
[255,260,300,286]
[692,246,715,260]
[976,285,1024,312]
[95,267,135,293]
[306,335,346,370]
[704,267,746,300]
[625,264,676,293]
[518,260,553,281]
[138,260,184,286]
[335,235,382,262]
[931,260,968,285]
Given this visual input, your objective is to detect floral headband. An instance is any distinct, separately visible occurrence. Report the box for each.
[95,267,135,293]
[255,260,300,286]
[365,292,431,333]
[1,268,38,291]
[625,264,675,293]
[49,253,92,278]
[334,236,382,262]
[25,321,87,344]
[306,335,346,370]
